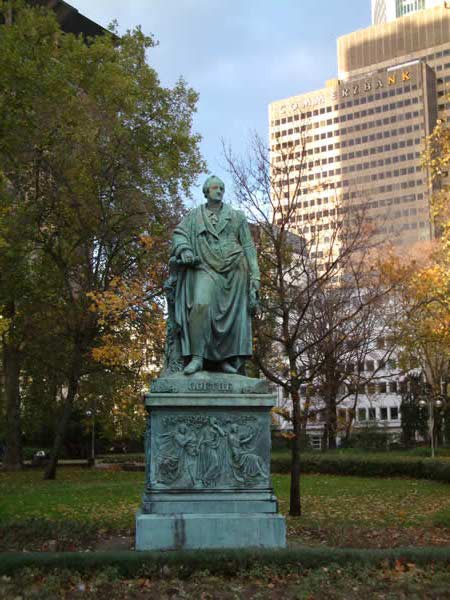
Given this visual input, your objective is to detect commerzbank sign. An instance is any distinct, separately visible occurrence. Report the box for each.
[273,70,413,117]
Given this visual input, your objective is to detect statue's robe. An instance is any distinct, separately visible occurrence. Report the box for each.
[171,203,259,363]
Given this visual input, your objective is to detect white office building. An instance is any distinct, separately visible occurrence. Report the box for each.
[372,0,445,24]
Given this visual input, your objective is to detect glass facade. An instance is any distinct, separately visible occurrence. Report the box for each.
[397,0,426,18]
[372,0,443,24]
[269,5,450,253]
[269,62,438,251]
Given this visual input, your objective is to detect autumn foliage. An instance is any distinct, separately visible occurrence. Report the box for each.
[380,106,450,395]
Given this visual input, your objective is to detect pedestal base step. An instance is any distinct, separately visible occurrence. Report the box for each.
[135,510,286,551]
[142,491,278,514]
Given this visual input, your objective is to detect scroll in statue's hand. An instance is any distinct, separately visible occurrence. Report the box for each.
[180,249,195,265]
[249,282,260,316]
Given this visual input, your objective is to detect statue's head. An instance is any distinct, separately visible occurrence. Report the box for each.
[203,175,225,203]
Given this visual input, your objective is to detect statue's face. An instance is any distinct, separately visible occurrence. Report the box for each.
[207,179,225,203]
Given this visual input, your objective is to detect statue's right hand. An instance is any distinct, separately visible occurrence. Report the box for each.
[180,250,194,264]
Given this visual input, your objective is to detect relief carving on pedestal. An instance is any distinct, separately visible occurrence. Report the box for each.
[152,415,268,489]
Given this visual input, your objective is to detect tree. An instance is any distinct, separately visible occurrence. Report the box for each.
[224,133,391,514]
[419,102,450,389]
[85,263,167,443]
[0,1,204,476]
[387,256,450,393]
[382,246,450,448]
[400,373,428,448]
[379,108,450,444]
[424,107,450,249]
[301,279,396,451]
[0,161,45,470]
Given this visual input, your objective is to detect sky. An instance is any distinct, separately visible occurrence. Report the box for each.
[68,0,371,199]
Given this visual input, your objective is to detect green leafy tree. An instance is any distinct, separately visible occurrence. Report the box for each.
[0,0,204,476]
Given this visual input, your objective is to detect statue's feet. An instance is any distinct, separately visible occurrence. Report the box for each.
[184,356,203,375]
[221,360,237,374]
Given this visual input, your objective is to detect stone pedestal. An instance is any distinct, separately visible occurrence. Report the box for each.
[135,372,286,551]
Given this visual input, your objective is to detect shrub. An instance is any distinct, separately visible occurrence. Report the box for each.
[97,453,145,464]
[341,425,395,451]
[271,453,450,483]
[271,429,311,452]
[22,447,46,461]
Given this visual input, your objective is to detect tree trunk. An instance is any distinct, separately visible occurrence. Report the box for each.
[321,423,329,451]
[344,414,354,444]
[44,345,83,480]
[344,399,358,444]
[322,395,338,451]
[2,334,22,470]
[327,397,338,450]
[289,388,302,516]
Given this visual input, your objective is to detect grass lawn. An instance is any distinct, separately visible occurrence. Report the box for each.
[1,468,450,598]
[1,563,450,599]
[1,468,450,553]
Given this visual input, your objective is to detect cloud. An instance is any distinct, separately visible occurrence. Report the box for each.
[66,0,370,197]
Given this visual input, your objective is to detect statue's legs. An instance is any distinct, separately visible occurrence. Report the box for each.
[184,356,203,374]
[183,271,239,375]
[220,360,237,374]
[183,302,208,374]
[184,272,214,374]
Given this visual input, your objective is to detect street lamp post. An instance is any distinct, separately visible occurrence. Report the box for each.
[85,407,96,466]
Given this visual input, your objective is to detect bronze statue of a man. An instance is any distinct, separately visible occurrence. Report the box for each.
[164,175,260,375]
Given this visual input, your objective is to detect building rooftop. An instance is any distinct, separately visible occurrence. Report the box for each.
[338,4,450,77]
[27,0,109,39]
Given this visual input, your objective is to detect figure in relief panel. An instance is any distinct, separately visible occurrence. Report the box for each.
[156,424,197,485]
[196,417,226,487]
[227,423,267,483]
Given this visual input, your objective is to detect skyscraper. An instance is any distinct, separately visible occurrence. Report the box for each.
[371,0,444,24]
[269,4,450,251]
[270,2,450,449]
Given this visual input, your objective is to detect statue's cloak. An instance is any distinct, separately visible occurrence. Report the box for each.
[171,203,259,362]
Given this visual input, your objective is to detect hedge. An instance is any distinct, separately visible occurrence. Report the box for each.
[1,546,450,577]
[98,455,450,483]
[271,454,450,483]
